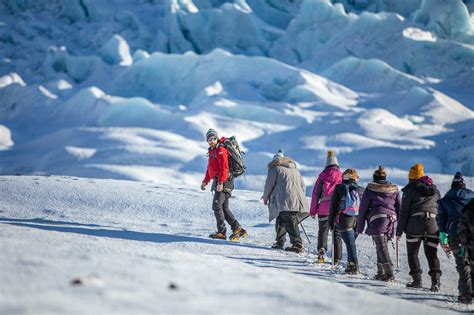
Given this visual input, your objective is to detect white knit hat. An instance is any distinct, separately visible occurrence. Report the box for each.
[325,150,338,166]
[273,149,284,161]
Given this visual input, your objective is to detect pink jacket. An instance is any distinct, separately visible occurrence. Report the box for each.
[310,166,343,217]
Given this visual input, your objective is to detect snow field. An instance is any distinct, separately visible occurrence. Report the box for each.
[0,176,473,314]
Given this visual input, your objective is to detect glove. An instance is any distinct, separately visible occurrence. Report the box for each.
[440,232,448,245]
[460,246,465,258]
[216,183,224,192]
[263,197,269,205]
[200,182,207,191]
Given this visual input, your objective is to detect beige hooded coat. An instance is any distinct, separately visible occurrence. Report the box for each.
[263,157,310,222]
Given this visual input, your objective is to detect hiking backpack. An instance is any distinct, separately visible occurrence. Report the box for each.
[339,183,360,216]
[216,136,246,179]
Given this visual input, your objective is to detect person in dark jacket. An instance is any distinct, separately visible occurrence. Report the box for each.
[329,168,364,274]
[358,166,400,281]
[396,163,441,291]
[201,128,247,241]
[459,199,474,303]
[438,172,474,303]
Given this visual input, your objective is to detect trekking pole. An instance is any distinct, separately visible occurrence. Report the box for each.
[300,222,311,245]
[396,237,400,269]
[332,229,335,269]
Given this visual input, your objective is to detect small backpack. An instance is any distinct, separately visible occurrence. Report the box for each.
[339,183,360,216]
[216,136,246,179]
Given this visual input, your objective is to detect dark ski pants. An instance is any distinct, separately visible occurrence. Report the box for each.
[330,228,343,261]
[212,191,240,234]
[372,235,393,265]
[275,211,302,248]
[341,228,358,263]
[318,216,329,251]
[449,238,474,298]
[318,216,342,259]
[406,234,441,282]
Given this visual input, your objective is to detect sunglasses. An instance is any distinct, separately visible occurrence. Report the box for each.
[207,137,218,142]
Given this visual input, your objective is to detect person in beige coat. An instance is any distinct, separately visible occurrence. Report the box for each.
[262,150,310,253]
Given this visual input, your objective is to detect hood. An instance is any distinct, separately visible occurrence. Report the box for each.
[415,176,437,197]
[445,188,473,199]
[268,157,297,170]
[320,165,342,180]
[367,181,398,194]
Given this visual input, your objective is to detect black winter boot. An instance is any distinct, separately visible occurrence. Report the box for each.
[271,242,284,250]
[345,261,358,274]
[458,295,472,304]
[374,263,384,280]
[430,277,441,292]
[381,263,394,282]
[406,274,422,289]
[285,244,303,253]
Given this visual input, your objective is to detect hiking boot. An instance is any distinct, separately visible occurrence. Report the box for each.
[373,273,385,280]
[381,273,395,282]
[406,274,422,289]
[271,243,284,250]
[406,280,422,288]
[381,264,394,282]
[345,262,358,274]
[209,232,226,240]
[317,249,326,263]
[229,227,248,242]
[430,281,441,292]
[285,244,303,253]
[374,263,384,280]
[458,295,472,304]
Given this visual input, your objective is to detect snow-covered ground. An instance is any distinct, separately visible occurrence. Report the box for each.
[0,175,472,314]
[1,1,473,313]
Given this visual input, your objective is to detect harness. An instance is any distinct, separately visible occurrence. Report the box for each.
[411,212,437,220]
[369,213,397,223]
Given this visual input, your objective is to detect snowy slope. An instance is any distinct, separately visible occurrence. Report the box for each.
[0,0,473,190]
[0,175,472,314]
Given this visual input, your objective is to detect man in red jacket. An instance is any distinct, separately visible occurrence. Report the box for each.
[201,128,247,241]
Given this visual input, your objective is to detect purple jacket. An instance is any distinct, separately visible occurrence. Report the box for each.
[310,165,342,217]
[357,180,401,238]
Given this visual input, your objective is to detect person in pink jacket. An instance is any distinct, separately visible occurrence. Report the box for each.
[310,150,343,263]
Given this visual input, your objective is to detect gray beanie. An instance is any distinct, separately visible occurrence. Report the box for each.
[206,128,218,140]
[325,150,338,166]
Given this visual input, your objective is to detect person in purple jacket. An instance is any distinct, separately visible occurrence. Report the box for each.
[310,150,343,263]
[358,166,401,282]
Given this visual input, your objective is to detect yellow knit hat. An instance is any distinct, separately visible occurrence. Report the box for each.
[408,163,424,180]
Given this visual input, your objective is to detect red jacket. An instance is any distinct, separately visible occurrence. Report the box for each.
[203,138,229,184]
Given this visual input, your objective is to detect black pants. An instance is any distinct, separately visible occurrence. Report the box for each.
[450,238,474,297]
[318,216,342,260]
[275,211,302,247]
[373,235,392,265]
[212,191,239,234]
[406,234,441,281]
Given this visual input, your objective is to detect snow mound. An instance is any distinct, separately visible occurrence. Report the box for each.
[0,72,26,88]
[112,49,358,107]
[59,87,181,129]
[0,125,13,150]
[413,0,473,41]
[322,57,423,92]
[99,34,133,66]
